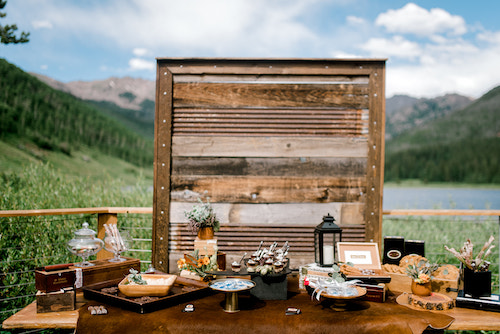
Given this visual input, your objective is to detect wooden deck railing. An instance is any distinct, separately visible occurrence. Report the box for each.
[1,207,499,268]
[0,207,152,260]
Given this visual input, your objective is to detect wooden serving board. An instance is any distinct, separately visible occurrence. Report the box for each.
[82,276,213,313]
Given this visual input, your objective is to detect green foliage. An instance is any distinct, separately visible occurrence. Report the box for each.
[385,137,500,183]
[0,0,30,44]
[385,85,500,184]
[0,58,153,167]
[0,163,152,325]
[85,99,154,140]
[119,91,137,102]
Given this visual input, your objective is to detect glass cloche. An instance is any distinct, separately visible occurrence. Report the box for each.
[67,222,104,267]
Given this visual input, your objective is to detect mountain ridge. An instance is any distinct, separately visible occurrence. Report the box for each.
[32,73,474,141]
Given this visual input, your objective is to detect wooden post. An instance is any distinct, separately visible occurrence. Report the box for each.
[97,213,117,260]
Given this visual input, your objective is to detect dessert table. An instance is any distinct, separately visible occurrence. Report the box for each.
[3,276,500,333]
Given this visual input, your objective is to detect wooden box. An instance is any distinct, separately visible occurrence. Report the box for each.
[36,287,76,313]
[337,242,391,283]
[71,257,141,289]
[35,267,76,293]
[36,258,141,291]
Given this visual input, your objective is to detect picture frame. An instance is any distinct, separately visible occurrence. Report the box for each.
[337,242,382,270]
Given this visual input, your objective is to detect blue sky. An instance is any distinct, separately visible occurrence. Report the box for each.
[2,0,499,98]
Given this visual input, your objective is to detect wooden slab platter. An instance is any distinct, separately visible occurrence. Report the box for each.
[83,276,213,313]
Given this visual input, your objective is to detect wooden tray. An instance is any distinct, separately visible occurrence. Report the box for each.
[82,276,213,313]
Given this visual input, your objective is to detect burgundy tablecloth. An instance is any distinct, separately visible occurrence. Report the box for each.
[77,291,453,334]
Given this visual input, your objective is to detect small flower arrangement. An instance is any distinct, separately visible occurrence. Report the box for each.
[177,249,218,278]
[406,259,439,284]
[185,197,220,233]
[445,236,494,272]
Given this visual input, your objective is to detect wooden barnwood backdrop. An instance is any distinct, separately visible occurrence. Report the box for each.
[152,58,386,273]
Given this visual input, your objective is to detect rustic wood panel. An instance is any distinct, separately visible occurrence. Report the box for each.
[169,223,365,253]
[154,58,386,271]
[171,136,368,158]
[173,82,369,109]
[172,108,368,137]
[168,202,366,227]
[172,157,367,177]
[170,176,365,203]
[167,222,366,271]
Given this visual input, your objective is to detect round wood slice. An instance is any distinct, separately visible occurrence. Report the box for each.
[396,292,455,311]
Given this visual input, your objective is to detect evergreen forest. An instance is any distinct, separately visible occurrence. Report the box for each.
[0,59,153,168]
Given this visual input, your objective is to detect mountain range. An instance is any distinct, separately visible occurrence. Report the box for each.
[1,58,498,183]
[31,73,475,142]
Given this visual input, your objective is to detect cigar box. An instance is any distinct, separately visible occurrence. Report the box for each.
[35,265,76,293]
[36,257,141,292]
[70,257,141,289]
[357,283,386,303]
[36,287,76,313]
[337,242,391,284]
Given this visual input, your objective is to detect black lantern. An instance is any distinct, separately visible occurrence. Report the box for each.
[314,213,342,267]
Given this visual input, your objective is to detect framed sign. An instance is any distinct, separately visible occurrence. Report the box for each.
[337,242,381,269]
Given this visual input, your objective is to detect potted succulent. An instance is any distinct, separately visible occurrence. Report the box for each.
[185,197,220,240]
[406,259,439,296]
[445,236,494,298]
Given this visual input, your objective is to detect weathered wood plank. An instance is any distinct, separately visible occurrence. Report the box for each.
[173,82,369,109]
[168,202,364,226]
[171,136,368,158]
[364,64,386,245]
[153,64,173,272]
[173,74,370,84]
[172,157,367,177]
[170,175,365,203]
[173,108,368,136]
[158,58,386,76]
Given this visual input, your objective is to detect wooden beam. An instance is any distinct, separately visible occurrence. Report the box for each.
[0,207,152,217]
[96,213,117,260]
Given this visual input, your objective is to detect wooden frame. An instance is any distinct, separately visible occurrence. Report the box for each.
[337,241,382,269]
[153,58,386,273]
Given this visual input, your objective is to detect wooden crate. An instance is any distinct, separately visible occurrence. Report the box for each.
[36,288,76,313]
[153,58,386,273]
[71,257,140,289]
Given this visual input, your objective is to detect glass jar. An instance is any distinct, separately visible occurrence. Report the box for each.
[67,222,104,267]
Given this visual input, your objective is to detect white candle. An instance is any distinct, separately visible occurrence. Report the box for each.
[323,245,334,265]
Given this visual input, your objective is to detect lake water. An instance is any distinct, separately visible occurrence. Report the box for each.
[383,187,500,210]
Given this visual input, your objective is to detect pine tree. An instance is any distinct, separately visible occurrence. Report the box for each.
[0,0,30,44]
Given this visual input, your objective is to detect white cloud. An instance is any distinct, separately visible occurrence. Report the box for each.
[133,48,149,57]
[387,39,500,98]
[375,3,466,37]
[477,30,500,44]
[32,20,53,29]
[36,0,317,56]
[128,58,155,71]
[360,36,421,59]
[40,64,48,70]
[346,16,365,25]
